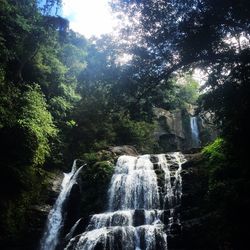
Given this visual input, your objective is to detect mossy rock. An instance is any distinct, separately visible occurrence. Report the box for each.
[80,150,116,166]
[81,152,102,165]
[91,161,114,180]
[97,150,116,163]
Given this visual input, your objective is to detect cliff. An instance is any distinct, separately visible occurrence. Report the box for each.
[153,107,217,152]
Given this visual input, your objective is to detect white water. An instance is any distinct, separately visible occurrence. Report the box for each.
[40,160,84,250]
[108,155,160,210]
[65,153,186,250]
[190,116,200,148]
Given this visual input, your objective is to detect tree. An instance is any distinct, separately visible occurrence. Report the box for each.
[113,0,250,145]
[0,1,84,242]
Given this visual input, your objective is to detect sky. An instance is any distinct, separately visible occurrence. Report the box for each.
[62,0,117,38]
[59,0,207,81]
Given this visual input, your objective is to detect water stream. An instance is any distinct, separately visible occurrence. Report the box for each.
[40,160,84,250]
[190,116,200,148]
[65,153,186,250]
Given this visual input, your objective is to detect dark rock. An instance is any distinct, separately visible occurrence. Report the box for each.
[93,239,106,250]
[155,232,168,250]
[167,234,184,249]
[108,145,138,156]
[111,213,128,226]
[165,154,172,160]
[170,176,176,185]
[156,171,165,189]
[153,163,160,170]
[112,229,123,250]
[64,218,87,244]
[171,205,181,216]
[169,223,182,234]
[62,183,82,237]
[64,235,81,250]
[181,194,195,209]
[183,152,203,165]
[45,171,64,206]
[180,207,203,221]
[161,210,171,225]
[150,155,159,163]
[181,160,195,170]
[25,171,64,250]
[169,163,179,171]
[182,148,201,154]
[138,228,146,250]
[133,209,145,226]
[159,133,185,152]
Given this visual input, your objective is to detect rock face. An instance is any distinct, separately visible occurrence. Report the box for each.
[153,107,216,152]
[108,145,139,156]
[154,107,193,151]
[198,111,218,145]
[16,171,64,250]
[170,152,217,250]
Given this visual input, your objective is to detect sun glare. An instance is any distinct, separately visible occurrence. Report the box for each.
[62,0,117,38]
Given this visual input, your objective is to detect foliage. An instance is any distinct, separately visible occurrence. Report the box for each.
[201,138,250,248]
[0,77,20,128]
[1,0,166,243]
[86,161,114,183]
[202,138,225,163]
[178,75,199,106]
[82,152,103,165]
[157,75,200,110]
[79,158,114,224]
[0,0,86,244]
[0,84,57,242]
[113,114,157,153]
[0,167,48,242]
[69,94,157,155]
[201,60,250,159]
[113,0,250,149]
[0,83,56,169]
[202,138,228,204]
[18,84,58,165]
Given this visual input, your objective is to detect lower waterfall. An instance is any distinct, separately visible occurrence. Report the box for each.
[40,160,84,250]
[65,152,186,250]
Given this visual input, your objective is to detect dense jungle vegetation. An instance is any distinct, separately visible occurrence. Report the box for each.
[0,0,249,249]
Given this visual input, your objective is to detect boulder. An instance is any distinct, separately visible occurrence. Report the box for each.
[108,145,138,156]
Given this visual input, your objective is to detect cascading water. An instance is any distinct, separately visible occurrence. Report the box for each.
[40,160,84,250]
[190,116,200,148]
[65,153,186,250]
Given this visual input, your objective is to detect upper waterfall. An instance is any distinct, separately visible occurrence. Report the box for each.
[108,155,160,210]
[190,116,200,148]
[65,153,186,250]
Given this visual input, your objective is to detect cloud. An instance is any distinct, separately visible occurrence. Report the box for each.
[62,0,116,38]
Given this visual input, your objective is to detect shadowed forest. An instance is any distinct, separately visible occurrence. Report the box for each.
[0,0,250,250]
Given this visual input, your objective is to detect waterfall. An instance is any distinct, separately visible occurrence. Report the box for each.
[40,160,84,250]
[190,116,200,148]
[65,153,186,250]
